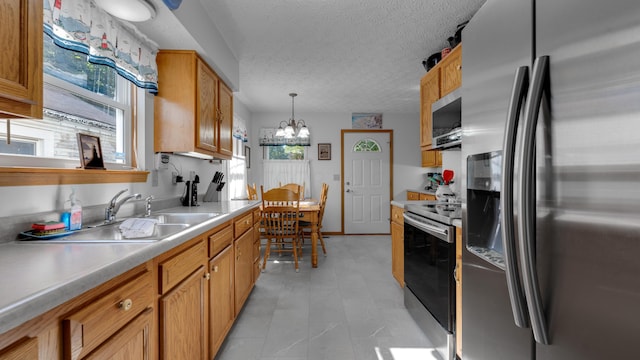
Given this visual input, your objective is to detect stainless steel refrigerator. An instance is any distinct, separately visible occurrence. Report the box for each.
[460,0,640,359]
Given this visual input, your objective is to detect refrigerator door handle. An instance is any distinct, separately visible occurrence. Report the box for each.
[518,55,550,345]
[501,66,530,329]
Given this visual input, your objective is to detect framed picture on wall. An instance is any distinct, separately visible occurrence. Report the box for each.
[77,133,105,169]
[244,145,251,168]
[318,143,331,160]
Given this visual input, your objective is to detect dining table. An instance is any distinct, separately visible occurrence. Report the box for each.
[260,199,322,268]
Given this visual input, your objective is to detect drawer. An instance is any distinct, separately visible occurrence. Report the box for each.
[63,270,153,360]
[234,212,253,238]
[391,206,404,225]
[208,224,233,258]
[159,239,206,294]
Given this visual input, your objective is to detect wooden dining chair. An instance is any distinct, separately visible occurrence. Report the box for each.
[246,183,258,200]
[279,182,305,200]
[260,185,302,272]
[299,183,328,255]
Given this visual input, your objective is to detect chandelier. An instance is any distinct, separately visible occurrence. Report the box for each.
[276,93,310,139]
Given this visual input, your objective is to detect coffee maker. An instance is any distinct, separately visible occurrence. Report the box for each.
[181,175,199,206]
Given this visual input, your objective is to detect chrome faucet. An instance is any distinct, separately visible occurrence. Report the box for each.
[105,189,142,222]
[144,195,154,217]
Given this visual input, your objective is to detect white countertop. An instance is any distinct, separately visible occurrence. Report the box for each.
[0,200,259,335]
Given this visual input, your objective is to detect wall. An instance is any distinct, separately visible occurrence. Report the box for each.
[441,149,463,197]
[248,111,424,233]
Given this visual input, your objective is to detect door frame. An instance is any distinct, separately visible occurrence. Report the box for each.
[340,129,394,234]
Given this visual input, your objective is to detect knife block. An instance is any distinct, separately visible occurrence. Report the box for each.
[203,182,220,202]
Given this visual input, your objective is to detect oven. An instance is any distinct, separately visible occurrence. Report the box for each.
[403,201,458,360]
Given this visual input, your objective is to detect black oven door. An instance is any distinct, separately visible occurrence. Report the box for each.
[403,212,455,332]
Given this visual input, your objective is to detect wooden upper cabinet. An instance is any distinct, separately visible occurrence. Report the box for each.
[420,68,440,149]
[439,44,462,97]
[0,0,43,119]
[217,81,233,158]
[196,60,219,154]
[155,50,233,160]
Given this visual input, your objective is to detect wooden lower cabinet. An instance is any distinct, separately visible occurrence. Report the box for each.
[157,238,207,360]
[234,229,254,315]
[390,205,404,287]
[0,206,262,360]
[0,337,38,360]
[209,245,234,356]
[159,265,207,360]
[84,308,153,360]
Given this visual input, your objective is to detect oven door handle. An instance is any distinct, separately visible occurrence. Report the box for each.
[403,213,451,242]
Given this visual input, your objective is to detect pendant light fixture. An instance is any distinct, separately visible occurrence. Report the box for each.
[276,93,310,139]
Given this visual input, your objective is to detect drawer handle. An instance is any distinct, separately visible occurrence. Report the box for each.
[119,299,133,311]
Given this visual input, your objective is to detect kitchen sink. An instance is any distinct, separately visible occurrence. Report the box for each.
[18,212,220,244]
[145,212,219,225]
[19,223,190,243]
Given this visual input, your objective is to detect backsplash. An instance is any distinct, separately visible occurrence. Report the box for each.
[441,150,462,196]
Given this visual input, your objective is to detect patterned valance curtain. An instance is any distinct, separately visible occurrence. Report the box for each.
[43,0,159,92]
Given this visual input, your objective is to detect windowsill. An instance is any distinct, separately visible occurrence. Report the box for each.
[0,167,149,186]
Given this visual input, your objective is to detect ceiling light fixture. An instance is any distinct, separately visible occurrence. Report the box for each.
[94,0,157,22]
[275,93,310,139]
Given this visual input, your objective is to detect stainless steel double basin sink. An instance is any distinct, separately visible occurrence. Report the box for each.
[22,212,220,243]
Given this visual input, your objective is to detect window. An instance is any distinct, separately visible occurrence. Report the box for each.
[228,137,247,199]
[0,34,132,166]
[266,145,307,160]
[353,138,381,152]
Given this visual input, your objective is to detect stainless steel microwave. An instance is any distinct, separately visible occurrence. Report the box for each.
[432,89,461,150]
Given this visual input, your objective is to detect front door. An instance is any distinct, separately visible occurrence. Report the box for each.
[342,130,392,234]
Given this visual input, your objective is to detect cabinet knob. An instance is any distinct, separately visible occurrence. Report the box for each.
[457,65,462,70]
[213,265,219,273]
[119,299,133,311]
[204,273,211,280]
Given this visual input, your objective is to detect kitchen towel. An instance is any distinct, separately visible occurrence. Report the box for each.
[119,218,158,238]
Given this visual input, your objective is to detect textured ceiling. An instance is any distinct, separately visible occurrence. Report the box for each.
[198,0,486,114]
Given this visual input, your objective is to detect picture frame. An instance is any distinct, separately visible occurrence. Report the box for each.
[244,145,251,169]
[77,133,105,169]
[318,143,331,160]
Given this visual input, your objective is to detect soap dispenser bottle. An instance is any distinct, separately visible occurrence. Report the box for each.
[67,188,82,230]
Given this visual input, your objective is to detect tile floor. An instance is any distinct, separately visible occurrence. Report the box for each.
[215,235,441,360]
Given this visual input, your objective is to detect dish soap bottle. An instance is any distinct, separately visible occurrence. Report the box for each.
[67,188,82,230]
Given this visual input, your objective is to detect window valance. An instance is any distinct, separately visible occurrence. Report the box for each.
[43,0,159,92]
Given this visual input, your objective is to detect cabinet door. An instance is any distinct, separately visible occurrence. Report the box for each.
[196,60,218,154]
[217,81,233,159]
[0,337,38,360]
[420,69,440,149]
[421,149,442,167]
[234,229,254,315]
[391,221,404,287]
[0,0,43,119]
[209,245,234,357]
[440,45,462,97]
[159,266,207,360]
[84,308,153,360]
